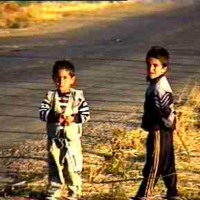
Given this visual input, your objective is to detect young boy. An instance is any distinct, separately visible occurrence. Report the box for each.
[39,60,90,200]
[132,46,180,200]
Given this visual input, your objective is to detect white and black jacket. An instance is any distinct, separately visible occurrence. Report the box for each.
[39,88,90,140]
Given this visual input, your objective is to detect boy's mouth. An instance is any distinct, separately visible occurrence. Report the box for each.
[58,83,65,87]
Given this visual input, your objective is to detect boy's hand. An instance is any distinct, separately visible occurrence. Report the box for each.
[174,116,180,133]
[64,116,74,126]
[58,113,65,124]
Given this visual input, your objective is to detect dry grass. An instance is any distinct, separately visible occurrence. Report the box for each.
[0,1,175,29]
[1,84,199,199]
[173,84,200,199]
[82,84,200,199]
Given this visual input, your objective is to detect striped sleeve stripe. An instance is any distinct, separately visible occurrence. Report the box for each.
[80,107,89,112]
[161,94,171,105]
[40,105,50,109]
[80,110,90,117]
[81,112,90,116]
[39,101,51,121]
[40,102,50,109]
[39,110,48,121]
[81,114,90,123]
[44,110,50,121]
[79,101,89,112]
[154,95,160,108]
[39,110,45,121]
[79,100,90,123]
[80,101,88,107]
[42,99,50,105]
[80,109,90,115]
[81,113,90,118]
[154,92,173,109]
[160,93,173,108]
[39,107,49,112]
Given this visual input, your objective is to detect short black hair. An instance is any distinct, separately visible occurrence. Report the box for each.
[52,60,75,79]
[146,46,170,68]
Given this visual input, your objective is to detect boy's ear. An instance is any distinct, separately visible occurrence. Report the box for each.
[162,66,167,74]
[71,76,77,87]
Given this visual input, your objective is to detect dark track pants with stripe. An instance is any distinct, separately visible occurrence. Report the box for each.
[135,129,179,198]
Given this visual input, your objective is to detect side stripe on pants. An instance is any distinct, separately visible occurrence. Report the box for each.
[144,131,160,197]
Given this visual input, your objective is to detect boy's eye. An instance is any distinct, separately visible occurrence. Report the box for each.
[56,76,68,81]
[147,63,158,68]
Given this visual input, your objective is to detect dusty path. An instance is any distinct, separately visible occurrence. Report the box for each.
[0,2,191,149]
[0,2,199,148]
[0,2,180,38]
[0,2,200,199]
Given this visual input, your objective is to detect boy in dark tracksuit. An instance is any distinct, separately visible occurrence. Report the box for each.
[132,46,180,200]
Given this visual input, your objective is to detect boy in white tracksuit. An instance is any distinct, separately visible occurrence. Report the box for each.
[39,60,90,200]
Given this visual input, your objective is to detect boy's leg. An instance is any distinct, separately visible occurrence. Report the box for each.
[63,139,83,199]
[135,131,161,198]
[161,130,179,198]
[47,139,65,199]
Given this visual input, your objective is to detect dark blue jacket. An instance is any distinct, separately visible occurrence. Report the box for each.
[141,75,176,131]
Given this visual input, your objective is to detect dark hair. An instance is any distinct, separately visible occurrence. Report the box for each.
[52,60,75,79]
[146,46,170,68]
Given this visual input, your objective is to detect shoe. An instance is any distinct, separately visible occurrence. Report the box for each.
[45,188,62,200]
[66,195,79,200]
[130,196,163,200]
[66,197,77,200]
[166,196,184,200]
[45,196,62,200]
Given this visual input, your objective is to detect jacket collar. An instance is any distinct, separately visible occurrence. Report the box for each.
[146,73,166,84]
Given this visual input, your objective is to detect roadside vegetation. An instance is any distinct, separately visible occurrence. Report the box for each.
[0,83,199,199]
[0,1,174,29]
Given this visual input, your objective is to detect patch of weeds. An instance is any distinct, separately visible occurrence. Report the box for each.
[105,129,146,176]
[194,107,200,129]
[179,187,200,200]
[105,155,129,178]
[88,184,128,200]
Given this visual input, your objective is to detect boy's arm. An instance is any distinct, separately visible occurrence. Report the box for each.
[39,91,59,122]
[65,91,90,125]
[154,89,176,128]
[74,99,90,123]
[154,90,174,118]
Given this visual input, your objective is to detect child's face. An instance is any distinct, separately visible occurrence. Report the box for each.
[54,69,75,93]
[146,57,167,79]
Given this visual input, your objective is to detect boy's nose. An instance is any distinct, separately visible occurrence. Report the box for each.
[149,65,155,72]
[60,78,65,83]
[58,79,64,85]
